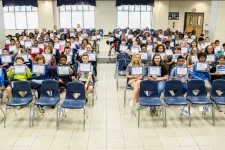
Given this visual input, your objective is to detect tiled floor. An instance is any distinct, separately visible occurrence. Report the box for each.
[0,39,225,150]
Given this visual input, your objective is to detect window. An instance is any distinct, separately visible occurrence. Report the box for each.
[3,6,38,30]
[117,5,153,29]
[59,5,95,28]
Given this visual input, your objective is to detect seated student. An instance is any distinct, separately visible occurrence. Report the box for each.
[188,41,197,53]
[30,40,44,62]
[210,56,225,82]
[128,41,141,56]
[24,36,33,49]
[165,46,183,73]
[187,47,199,69]
[204,45,215,66]
[43,45,57,70]
[154,44,166,62]
[0,48,14,70]
[17,48,33,70]
[53,54,73,90]
[197,37,206,52]
[6,39,16,50]
[85,44,98,77]
[6,57,32,100]
[148,54,169,98]
[222,42,225,51]
[139,44,151,75]
[31,54,53,99]
[77,53,94,102]
[115,39,130,56]
[192,52,211,94]
[126,53,144,109]
[214,40,223,56]
[62,46,74,65]
[70,37,79,55]
[12,40,22,57]
[0,68,10,95]
[170,56,188,92]
[205,37,211,47]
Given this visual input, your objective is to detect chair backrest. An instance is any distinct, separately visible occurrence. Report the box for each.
[99,29,104,35]
[40,80,60,98]
[66,82,85,100]
[12,81,32,98]
[164,80,184,97]
[187,80,206,97]
[211,79,225,97]
[118,59,130,71]
[139,80,158,98]
[117,53,130,60]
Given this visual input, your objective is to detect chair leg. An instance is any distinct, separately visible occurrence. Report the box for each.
[83,107,86,132]
[92,91,94,107]
[56,105,59,130]
[212,103,215,126]
[163,104,167,127]
[116,74,118,91]
[188,104,191,126]
[4,106,7,128]
[32,104,35,126]
[29,104,32,127]
[13,107,17,115]
[114,66,117,79]
[94,88,97,100]
[124,90,126,108]
[180,106,185,116]
[138,107,140,128]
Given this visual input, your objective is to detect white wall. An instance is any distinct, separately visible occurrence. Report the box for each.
[38,0,54,30]
[0,0,5,47]
[168,1,211,32]
[153,0,169,30]
[95,1,117,35]
[210,1,225,42]
[2,0,213,36]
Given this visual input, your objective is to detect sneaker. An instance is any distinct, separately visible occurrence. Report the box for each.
[135,102,140,110]
[129,99,134,107]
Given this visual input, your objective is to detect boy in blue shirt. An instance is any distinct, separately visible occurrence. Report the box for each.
[170,56,188,92]
[192,52,211,93]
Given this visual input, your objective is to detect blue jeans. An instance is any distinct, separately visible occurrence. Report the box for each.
[158,81,166,97]
[183,82,188,93]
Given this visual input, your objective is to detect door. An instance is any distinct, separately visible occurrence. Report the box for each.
[184,13,204,36]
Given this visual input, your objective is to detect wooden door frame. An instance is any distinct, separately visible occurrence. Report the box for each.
[184,12,204,33]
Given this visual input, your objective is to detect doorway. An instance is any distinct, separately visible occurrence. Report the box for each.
[184,13,204,36]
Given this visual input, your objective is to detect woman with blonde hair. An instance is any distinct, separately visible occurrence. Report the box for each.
[126,53,144,109]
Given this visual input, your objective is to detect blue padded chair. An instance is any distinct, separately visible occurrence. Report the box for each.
[86,29,91,35]
[32,80,60,129]
[138,80,162,127]
[150,29,155,34]
[4,81,33,128]
[163,80,188,127]
[114,53,130,79]
[187,80,213,126]
[211,79,225,126]
[61,82,87,131]
[124,79,133,108]
[99,29,104,36]
[116,59,130,90]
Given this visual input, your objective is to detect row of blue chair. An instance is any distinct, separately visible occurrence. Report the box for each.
[3,80,89,130]
[132,79,225,127]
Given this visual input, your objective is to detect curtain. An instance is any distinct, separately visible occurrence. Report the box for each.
[116,0,154,6]
[57,0,96,6]
[2,0,38,7]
